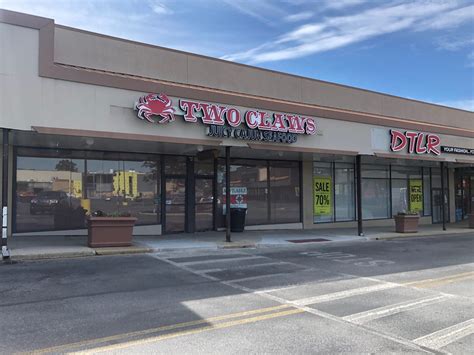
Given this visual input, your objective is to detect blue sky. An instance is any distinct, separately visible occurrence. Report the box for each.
[2,0,473,111]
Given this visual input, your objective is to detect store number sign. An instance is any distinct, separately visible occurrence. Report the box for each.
[409,180,423,213]
[313,177,332,216]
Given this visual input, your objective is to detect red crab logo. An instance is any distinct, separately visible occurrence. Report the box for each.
[134,93,175,123]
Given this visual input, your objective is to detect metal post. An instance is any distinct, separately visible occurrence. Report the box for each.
[356,155,363,236]
[440,161,446,231]
[2,129,10,259]
[225,146,231,242]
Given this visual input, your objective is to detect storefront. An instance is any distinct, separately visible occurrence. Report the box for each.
[1,10,473,248]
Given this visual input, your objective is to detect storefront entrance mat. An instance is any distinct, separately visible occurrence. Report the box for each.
[287,238,330,243]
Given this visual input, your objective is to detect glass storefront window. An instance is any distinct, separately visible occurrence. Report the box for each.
[165,156,186,175]
[16,156,86,232]
[335,163,355,221]
[217,159,300,226]
[16,150,161,233]
[361,164,389,179]
[391,166,421,179]
[269,162,300,224]
[423,168,431,216]
[391,166,423,216]
[230,161,269,225]
[86,159,160,225]
[391,179,408,214]
[195,159,214,176]
[362,178,390,219]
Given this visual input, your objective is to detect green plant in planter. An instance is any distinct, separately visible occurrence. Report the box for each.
[91,210,132,217]
[396,210,419,216]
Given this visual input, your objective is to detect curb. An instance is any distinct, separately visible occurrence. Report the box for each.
[94,246,153,256]
[7,231,472,261]
[218,241,256,249]
[367,230,473,241]
[9,250,96,261]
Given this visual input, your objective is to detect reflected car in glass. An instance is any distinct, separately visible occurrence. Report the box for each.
[30,191,69,215]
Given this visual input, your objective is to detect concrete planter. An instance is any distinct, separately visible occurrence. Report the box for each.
[87,217,137,248]
[469,214,474,229]
[394,214,419,233]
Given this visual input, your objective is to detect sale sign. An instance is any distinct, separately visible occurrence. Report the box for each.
[313,177,332,216]
[409,179,423,213]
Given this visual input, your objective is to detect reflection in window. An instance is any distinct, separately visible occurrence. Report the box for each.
[391,179,408,214]
[16,157,86,232]
[335,163,355,221]
[423,168,431,216]
[86,159,160,225]
[217,159,300,226]
[269,162,300,224]
[362,179,390,219]
[16,153,161,233]
[361,164,390,219]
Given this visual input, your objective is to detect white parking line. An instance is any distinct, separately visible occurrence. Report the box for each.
[290,283,399,306]
[178,256,266,266]
[343,295,449,324]
[227,272,301,284]
[198,262,292,274]
[414,318,474,350]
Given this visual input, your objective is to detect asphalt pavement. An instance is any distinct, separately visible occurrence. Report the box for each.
[0,233,473,354]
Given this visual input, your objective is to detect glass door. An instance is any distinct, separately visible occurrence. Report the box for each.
[195,178,214,231]
[432,188,449,224]
[164,178,186,233]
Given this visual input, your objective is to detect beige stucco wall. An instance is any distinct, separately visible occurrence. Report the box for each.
[52,26,474,130]
[1,23,473,162]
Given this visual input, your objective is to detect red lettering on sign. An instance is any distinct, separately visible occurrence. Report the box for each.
[226,107,242,127]
[200,103,226,125]
[137,93,319,140]
[179,100,200,122]
[305,118,316,135]
[390,129,440,155]
[271,113,288,132]
[245,110,259,129]
[426,134,441,155]
[257,111,272,130]
[390,130,408,152]
[286,115,305,134]
[405,131,418,153]
[415,133,427,154]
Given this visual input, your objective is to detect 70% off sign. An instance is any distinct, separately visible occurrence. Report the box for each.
[313,177,332,216]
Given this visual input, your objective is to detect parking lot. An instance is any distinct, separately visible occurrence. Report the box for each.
[0,233,472,354]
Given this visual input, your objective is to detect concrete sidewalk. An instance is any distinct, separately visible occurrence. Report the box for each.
[5,222,473,261]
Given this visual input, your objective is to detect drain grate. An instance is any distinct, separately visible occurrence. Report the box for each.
[287,238,330,243]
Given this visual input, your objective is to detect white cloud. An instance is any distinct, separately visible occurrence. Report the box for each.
[148,1,173,15]
[418,5,474,30]
[285,11,314,22]
[323,0,368,10]
[222,0,285,26]
[436,37,474,51]
[222,1,460,63]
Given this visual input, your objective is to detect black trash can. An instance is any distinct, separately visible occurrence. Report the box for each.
[230,208,247,232]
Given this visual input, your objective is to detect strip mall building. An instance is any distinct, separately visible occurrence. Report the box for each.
[1,10,473,242]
